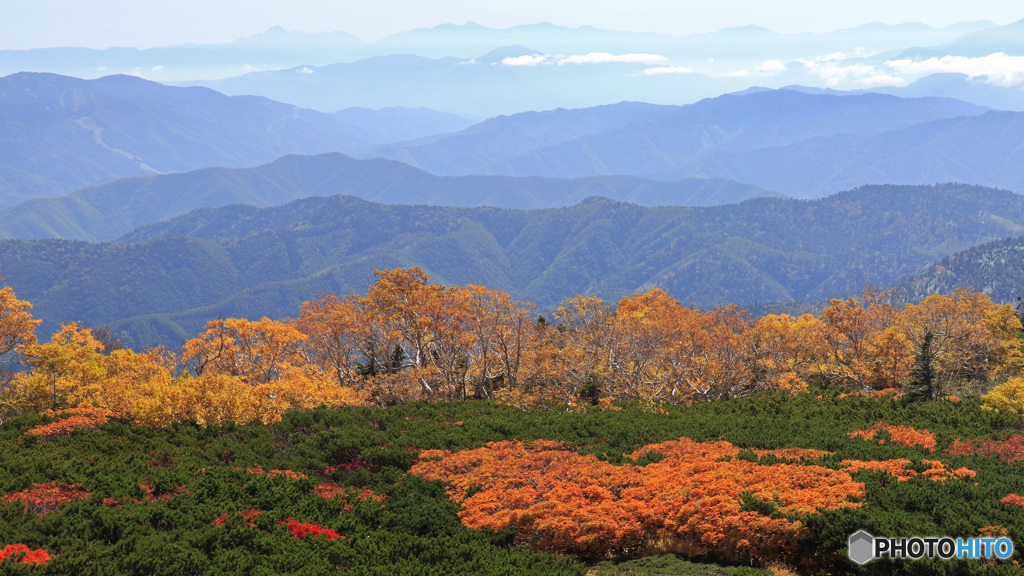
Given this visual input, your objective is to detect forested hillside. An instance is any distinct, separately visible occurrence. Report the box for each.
[1,183,1021,349]
[902,236,1024,303]
[0,153,775,242]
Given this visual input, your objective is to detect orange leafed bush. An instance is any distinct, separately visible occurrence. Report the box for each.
[314,483,386,508]
[838,388,904,399]
[0,544,49,565]
[411,438,863,563]
[839,459,975,482]
[1001,494,1024,507]
[25,405,115,437]
[1,482,92,516]
[839,459,918,481]
[750,447,833,460]
[944,434,1024,463]
[848,422,937,451]
[241,466,308,481]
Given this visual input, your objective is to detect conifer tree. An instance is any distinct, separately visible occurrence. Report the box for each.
[907,331,936,401]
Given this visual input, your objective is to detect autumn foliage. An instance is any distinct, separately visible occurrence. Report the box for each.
[24,405,115,437]
[2,482,92,516]
[0,544,49,565]
[944,433,1024,463]
[2,269,1022,423]
[847,422,938,451]
[410,438,864,562]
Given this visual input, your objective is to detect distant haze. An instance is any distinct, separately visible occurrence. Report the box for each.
[2,0,1022,49]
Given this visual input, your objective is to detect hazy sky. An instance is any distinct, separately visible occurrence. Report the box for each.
[2,0,1022,50]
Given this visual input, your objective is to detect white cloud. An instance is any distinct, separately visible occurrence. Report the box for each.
[886,52,1024,86]
[640,66,694,76]
[501,54,548,66]
[758,60,787,74]
[297,66,314,74]
[459,58,478,65]
[560,52,667,65]
[799,59,903,87]
[151,65,164,71]
[817,52,847,62]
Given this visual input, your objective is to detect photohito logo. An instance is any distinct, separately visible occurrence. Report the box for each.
[848,530,1014,565]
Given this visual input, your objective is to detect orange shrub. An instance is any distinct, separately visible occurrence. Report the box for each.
[848,422,937,451]
[0,544,49,565]
[838,388,904,399]
[840,459,976,482]
[240,466,308,481]
[944,434,1024,463]
[1001,494,1024,507]
[25,405,115,437]
[411,438,863,563]
[1,482,92,516]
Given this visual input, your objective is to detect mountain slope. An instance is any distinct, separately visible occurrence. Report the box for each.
[485,90,990,178]
[0,72,470,206]
[0,153,778,242]
[375,90,989,177]
[670,110,1024,198]
[372,101,677,175]
[900,236,1024,304]
[2,183,1022,349]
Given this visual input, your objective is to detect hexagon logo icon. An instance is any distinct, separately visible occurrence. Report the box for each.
[849,530,875,565]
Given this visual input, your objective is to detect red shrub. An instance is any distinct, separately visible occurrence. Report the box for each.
[0,544,49,564]
[2,482,92,516]
[944,434,1024,463]
[279,518,343,540]
[25,405,115,438]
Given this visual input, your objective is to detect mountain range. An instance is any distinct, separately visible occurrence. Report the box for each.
[2,183,1022,349]
[0,153,776,242]
[0,20,998,84]
[372,89,989,180]
[0,72,471,206]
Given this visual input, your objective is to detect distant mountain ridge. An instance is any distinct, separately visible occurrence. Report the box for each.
[2,183,1022,349]
[0,20,996,82]
[0,72,472,206]
[371,89,990,181]
[0,152,778,242]
[669,110,1024,197]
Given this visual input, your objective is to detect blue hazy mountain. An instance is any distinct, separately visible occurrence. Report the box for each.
[665,110,1024,198]
[0,72,472,206]
[897,17,1024,59]
[873,73,1024,112]
[0,152,779,242]
[0,20,995,82]
[372,101,679,175]
[191,48,741,117]
[374,90,989,177]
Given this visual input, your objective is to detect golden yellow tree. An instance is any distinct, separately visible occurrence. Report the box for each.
[295,294,364,387]
[899,288,1021,388]
[462,284,536,398]
[14,323,107,410]
[0,278,40,363]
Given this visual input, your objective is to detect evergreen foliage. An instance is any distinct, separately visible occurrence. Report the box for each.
[906,332,936,402]
[0,391,1022,574]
